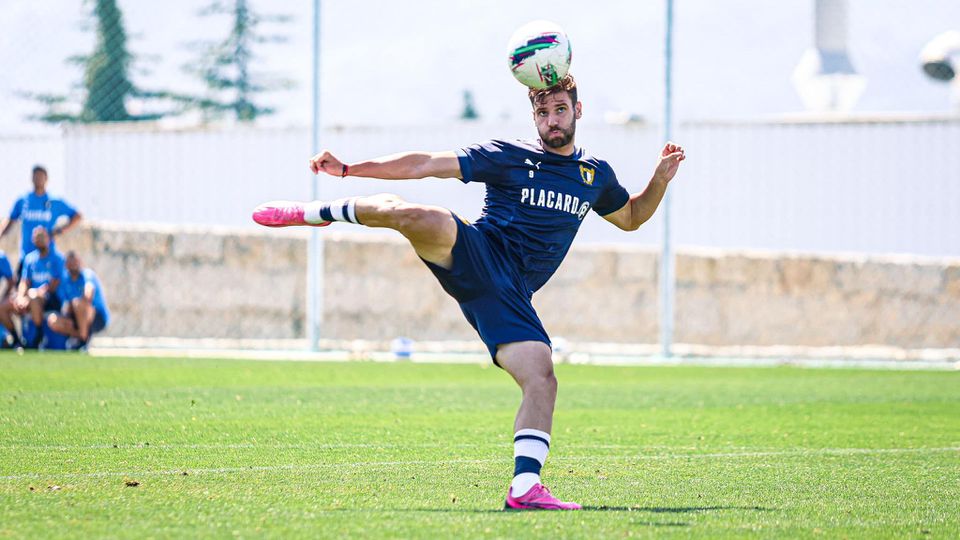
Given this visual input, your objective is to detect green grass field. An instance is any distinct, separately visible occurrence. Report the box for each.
[1,353,958,538]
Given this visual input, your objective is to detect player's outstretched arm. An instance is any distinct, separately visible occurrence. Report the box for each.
[309,150,462,180]
[0,218,15,240]
[603,142,685,231]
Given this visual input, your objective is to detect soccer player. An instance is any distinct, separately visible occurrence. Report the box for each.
[0,165,82,279]
[4,227,65,348]
[47,252,110,350]
[253,75,685,510]
[0,251,15,348]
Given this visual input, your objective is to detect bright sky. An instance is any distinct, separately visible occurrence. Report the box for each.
[1,0,958,134]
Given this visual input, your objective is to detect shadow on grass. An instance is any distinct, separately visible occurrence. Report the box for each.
[320,508,692,525]
[321,504,771,521]
[583,505,775,513]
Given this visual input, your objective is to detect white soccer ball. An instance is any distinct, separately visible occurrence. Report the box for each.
[507,20,572,89]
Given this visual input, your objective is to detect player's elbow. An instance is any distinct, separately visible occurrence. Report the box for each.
[611,215,636,231]
[613,217,640,232]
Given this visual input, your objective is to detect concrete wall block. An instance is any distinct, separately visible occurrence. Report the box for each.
[94,228,171,258]
[55,226,95,257]
[172,231,225,262]
[676,254,715,287]
[945,266,960,297]
[835,259,945,296]
[614,249,658,282]
[778,256,835,295]
[551,248,618,285]
[223,233,305,271]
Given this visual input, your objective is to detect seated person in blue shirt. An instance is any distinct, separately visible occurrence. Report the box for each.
[0,165,82,280]
[47,251,110,349]
[6,226,65,348]
[0,250,16,348]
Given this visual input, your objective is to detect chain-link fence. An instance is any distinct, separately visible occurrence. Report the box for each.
[2,1,959,354]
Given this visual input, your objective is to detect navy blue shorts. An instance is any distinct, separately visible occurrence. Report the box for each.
[43,293,62,313]
[66,308,107,334]
[420,212,550,365]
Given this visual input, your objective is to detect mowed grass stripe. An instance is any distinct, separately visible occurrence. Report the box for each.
[2,446,958,481]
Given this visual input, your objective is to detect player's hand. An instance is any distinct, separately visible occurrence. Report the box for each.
[13,295,30,311]
[653,142,685,184]
[309,150,346,176]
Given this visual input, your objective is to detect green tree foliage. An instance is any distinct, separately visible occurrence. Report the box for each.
[81,0,134,121]
[30,0,173,123]
[460,90,479,120]
[185,0,293,122]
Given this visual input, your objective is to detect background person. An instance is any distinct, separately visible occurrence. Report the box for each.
[7,227,65,348]
[0,250,15,348]
[47,251,110,350]
[0,165,82,279]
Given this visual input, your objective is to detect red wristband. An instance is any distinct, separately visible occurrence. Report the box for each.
[341,164,349,177]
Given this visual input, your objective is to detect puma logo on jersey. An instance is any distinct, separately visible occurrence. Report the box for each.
[520,187,591,220]
[524,159,542,178]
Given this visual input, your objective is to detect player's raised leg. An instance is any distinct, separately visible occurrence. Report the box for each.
[254,195,458,268]
[496,341,581,511]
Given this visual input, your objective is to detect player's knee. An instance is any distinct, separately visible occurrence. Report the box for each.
[537,369,558,397]
[371,192,404,206]
[393,203,443,232]
[522,347,557,395]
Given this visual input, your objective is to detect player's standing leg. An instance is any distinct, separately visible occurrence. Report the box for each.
[497,341,581,510]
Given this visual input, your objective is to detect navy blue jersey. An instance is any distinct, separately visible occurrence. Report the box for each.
[456,139,629,292]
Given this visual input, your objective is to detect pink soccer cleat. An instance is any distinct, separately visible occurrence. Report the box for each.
[504,484,582,511]
[252,201,330,228]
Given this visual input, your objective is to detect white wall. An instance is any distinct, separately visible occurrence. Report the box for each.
[2,119,958,256]
[0,135,65,218]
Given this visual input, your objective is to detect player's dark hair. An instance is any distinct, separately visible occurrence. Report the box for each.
[32,165,47,176]
[528,74,578,107]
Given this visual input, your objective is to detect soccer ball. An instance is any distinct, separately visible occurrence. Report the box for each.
[507,20,572,89]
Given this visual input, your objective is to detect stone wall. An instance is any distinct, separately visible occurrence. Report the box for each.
[1,221,306,339]
[2,222,958,348]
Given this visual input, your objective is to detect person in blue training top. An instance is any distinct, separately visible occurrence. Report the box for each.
[0,165,82,279]
[0,250,15,348]
[3,227,65,348]
[252,74,686,510]
[47,251,110,350]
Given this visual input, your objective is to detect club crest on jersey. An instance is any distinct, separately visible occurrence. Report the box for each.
[579,165,595,185]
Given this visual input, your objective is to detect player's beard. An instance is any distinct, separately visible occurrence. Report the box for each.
[541,119,576,149]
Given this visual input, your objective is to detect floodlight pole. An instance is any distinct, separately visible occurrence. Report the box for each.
[659,0,676,358]
[307,0,323,352]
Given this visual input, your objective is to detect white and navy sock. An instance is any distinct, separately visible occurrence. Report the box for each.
[304,197,362,225]
[511,428,551,497]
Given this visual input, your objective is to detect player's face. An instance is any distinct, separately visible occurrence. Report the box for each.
[32,170,47,192]
[32,227,49,250]
[533,92,581,150]
[66,254,81,275]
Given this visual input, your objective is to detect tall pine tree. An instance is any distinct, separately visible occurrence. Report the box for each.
[29,0,174,123]
[81,0,134,121]
[186,0,292,122]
